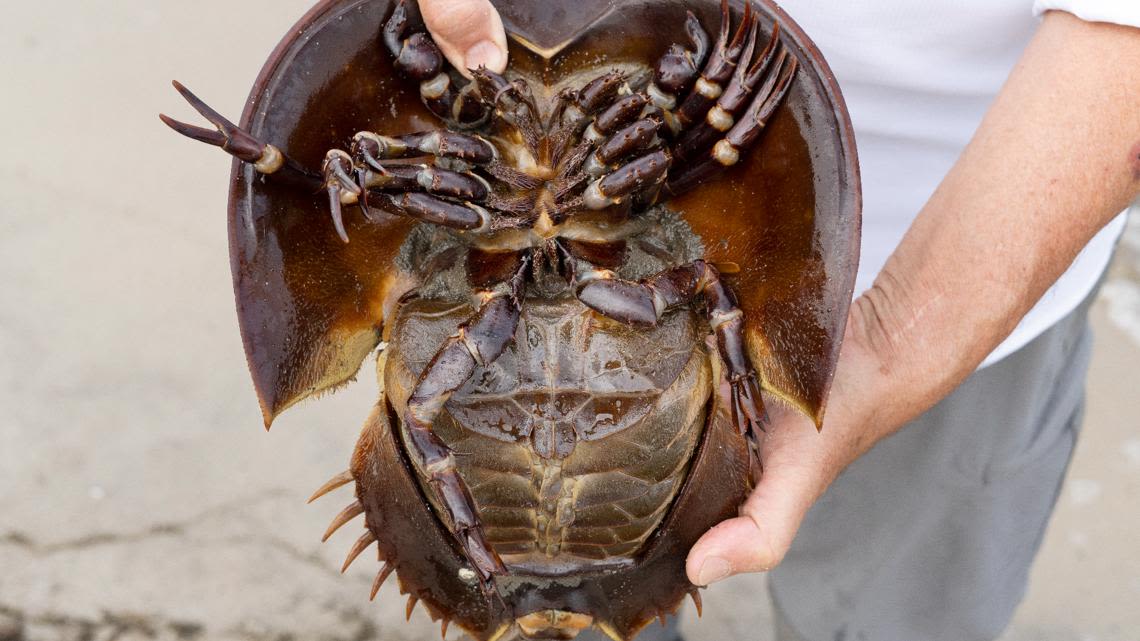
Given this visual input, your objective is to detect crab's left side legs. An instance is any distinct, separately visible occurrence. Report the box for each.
[402,250,531,594]
[563,254,766,447]
[161,81,321,189]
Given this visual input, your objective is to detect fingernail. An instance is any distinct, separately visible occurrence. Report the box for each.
[696,556,732,586]
[465,40,504,71]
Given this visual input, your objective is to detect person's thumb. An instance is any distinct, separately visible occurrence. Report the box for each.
[419,0,509,75]
[685,454,822,586]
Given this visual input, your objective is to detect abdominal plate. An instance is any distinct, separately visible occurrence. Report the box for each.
[390,298,711,568]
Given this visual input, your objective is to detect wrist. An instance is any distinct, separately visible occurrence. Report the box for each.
[808,283,942,473]
[839,238,1023,434]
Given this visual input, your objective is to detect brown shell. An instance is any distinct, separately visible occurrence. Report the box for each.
[230,0,860,429]
[221,0,860,638]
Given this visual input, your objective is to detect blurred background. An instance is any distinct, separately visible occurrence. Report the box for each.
[1,1,1137,640]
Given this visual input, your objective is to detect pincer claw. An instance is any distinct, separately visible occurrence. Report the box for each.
[161,81,279,170]
[731,373,767,435]
[322,150,363,243]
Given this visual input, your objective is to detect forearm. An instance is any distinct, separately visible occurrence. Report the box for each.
[835,11,1140,452]
[688,9,1140,585]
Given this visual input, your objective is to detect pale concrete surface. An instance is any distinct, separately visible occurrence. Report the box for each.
[0,2,1136,640]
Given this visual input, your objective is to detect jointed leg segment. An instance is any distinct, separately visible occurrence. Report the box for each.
[664,48,797,196]
[319,128,523,241]
[160,81,319,189]
[384,0,488,127]
[648,10,713,120]
[673,0,756,131]
[354,130,497,167]
[566,256,767,446]
[402,252,531,590]
[673,22,783,162]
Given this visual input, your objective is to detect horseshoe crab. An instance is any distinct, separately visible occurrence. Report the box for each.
[160,0,860,638]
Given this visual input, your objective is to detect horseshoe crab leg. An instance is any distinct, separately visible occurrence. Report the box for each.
[547,71,629,165]
[583,117,664,177]
[647,9,712,128]
[373,192,493,231]
[384,0,489,127]
[353,130,498,167]
[553,70,627,134]
[402,253,531,593]
[673,22,783,161]
[583,94,652,143]
[322,151,364,243]
[160,81,319,189]
[329,133,533,240]
[673,0,756,132]
[472,68,544,154]
[323,150,505,243]
[580,150,672,211]
[551,98,659,202]
[563,256,767,453]
[664,50,797,197]
[361,164,491,202]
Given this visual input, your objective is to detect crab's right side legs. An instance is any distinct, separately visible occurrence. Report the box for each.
[646,0,757,137]
[402,250,531,594]
[160,81,320,190]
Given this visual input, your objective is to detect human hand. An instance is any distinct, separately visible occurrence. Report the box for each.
[419,0,509,75]
[685,310,895,585]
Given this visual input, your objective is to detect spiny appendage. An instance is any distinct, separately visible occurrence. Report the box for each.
[397,576,455,631]
[309,472,390,599]
[308,469,353,504]
[309,469,454,632]
[688,588,703,617]
[314,492,379,577]
[321,499,364,542]
[406,595,420,621]
[597,620,626,641]
[370,562,395,601]
[343,530,378,573]
[600,589,703,641]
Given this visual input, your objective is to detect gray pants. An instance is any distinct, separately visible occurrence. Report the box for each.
[770,293,1095,641]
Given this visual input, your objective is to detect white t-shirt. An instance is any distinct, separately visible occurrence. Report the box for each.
[777,0,1137,366]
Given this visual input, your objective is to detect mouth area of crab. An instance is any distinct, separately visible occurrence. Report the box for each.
[510,144,558,182]
[477,133,642,248]
[472,215,647,252]
[533,191,559,239]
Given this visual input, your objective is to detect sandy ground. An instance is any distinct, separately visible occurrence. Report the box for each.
[1,2,1137,640]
